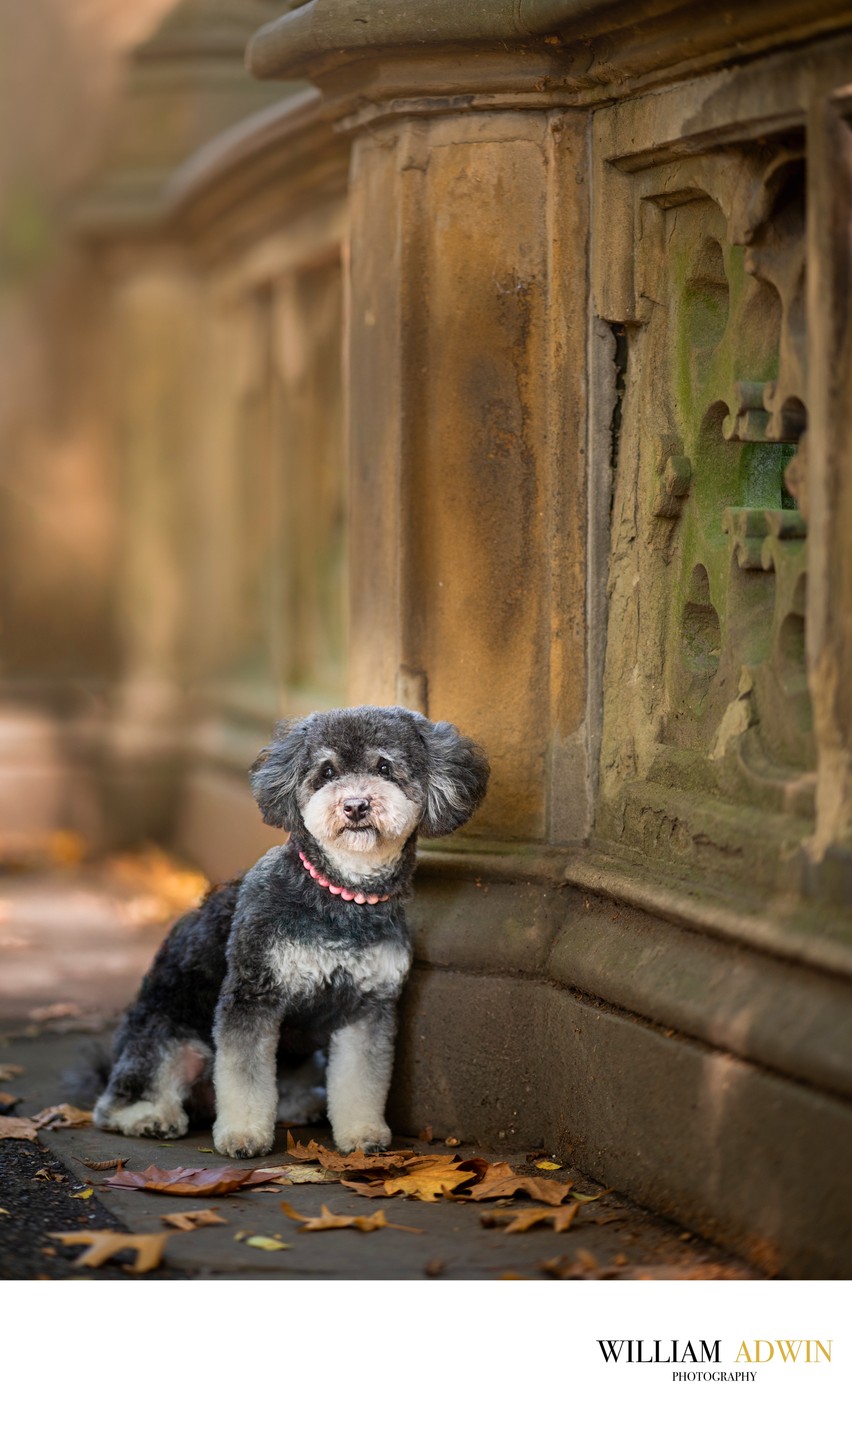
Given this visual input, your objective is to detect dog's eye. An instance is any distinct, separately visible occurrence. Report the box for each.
[320,763,337,783]
[376,759,392,779]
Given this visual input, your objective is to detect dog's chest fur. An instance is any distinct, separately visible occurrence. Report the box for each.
[267,936,409,1003]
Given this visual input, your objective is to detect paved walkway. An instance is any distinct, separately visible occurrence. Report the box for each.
[0,864,758,1280]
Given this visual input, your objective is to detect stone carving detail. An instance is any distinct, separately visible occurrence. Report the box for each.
[599,137,814,871]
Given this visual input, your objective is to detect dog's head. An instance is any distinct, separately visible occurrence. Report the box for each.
[250,706,489,864]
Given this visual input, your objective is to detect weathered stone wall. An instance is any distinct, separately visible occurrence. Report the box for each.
[239,0,852,1275]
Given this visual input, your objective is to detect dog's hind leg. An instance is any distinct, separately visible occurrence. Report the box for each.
[276,1051,327,1127]
[94,1034,211,1140]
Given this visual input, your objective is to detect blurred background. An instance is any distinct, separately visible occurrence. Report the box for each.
[0,2,338,900]
[0,1,337,1021]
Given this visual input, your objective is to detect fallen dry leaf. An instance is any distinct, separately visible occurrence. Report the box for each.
[80,1156,127,1172]
[34,1167,64,1183]
[535,1160,562,1172]
[161,1208,227,1232]
[50,1230,169,1274]
[69,1187,94,1200]
[31,1104,93,1130]
[244,1235,290,1251]
[0,1115,39,1142]
[481,1202,581,1235]
[0,1064,24,1082]
[464,1169,574,1206]
[343,1155,478,1203]
[104,1164,286,1197]
[250,1164,339,1189]
[280,1200,424,1233]
[0,1092,20,1107]
[284,1131,414,1173]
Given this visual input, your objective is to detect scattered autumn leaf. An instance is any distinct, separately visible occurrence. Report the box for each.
[464,1170,574,1206]
[80,1156,127,1172]
[0,1115,39,1142]
[0,1092,20,1107]
[251,1164,338,1189]
[34,1167,64,1182]
[343,1155,478,1203]
[0,1064,24,1082]
[284,1131,414,1173]
[50,1230,169,1274]
[69,1187,94,1200]
[161,1208,227,1231]
[245,1235,290,1251]
[0,1207,10,1216]
[481,1202,581,1235]
[534,1160,562,1172]
[280,1200,424,1234]
[31,1104,93,1130]
[573,1188,612,1204]
[105,1164,286,1197]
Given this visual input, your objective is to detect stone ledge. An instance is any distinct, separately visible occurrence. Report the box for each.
[390,967,852,1277]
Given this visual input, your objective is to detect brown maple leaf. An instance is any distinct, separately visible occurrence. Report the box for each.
[280,1200,423,1233]
[464,1168,574,1205]
[284,1131,414,1173]
[104,1164,287,1197]
[0,1115,39,1142]
[161,1208,227,1231]
[481,1202,581,1234]
[50,1231,170,1273]
[344,1155,477,1203]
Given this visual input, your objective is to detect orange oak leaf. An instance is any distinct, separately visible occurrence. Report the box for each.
[280,1200,424,1233]
[50,1230,170,1273]
[161,1208,227,1231]
[104,1164,288,1197]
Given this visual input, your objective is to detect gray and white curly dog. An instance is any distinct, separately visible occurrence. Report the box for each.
[90,706,489,1157]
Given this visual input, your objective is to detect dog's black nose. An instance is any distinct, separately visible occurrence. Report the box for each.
[343,797,371,822]
[340,798,370,821]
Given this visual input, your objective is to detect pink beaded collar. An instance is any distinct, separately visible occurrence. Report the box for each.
[298,850,391,906]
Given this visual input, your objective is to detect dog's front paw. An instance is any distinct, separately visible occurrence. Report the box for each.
[334,1120,392,1155]
[213,1121,274,1160]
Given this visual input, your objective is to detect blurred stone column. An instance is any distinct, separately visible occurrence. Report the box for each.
[101,257,199,840]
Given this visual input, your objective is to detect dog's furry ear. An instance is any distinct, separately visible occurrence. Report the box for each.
[415,717,490,838]
[250,718,308,830]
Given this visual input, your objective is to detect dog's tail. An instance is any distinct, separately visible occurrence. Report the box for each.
[61,1041,112,1108]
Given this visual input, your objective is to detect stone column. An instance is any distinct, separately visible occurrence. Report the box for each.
[347,109,589,841]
